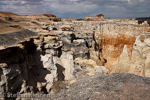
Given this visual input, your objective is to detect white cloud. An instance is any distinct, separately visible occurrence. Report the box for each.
[42,0,98,14]
[21,1,27,4]
[0,0,44,15]
[0,0,150,18]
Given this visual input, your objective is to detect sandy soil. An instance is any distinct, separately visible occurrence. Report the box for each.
[0,25,21,34]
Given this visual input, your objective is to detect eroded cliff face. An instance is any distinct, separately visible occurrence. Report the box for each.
[0,13,150,99]
[110,34,150,77]
[40,20,149,76]
[0,32,89,99]
[97,35,136,72]
[0,24,108,99]
[91,21,148,74]
[0,34,62,95]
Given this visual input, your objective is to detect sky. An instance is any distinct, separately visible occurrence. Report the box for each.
[0,0,150,18]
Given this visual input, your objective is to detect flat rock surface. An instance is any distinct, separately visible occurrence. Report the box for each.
[49,73,150,100]
[0,25,21,34]
[0,30,37,46]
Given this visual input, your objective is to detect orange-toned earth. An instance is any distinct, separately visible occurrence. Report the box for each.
[0,11,57,21]
[84,14,107,21]
[0,11,18,16]
[97,34,136,73]
[43,14,56,17]
[93,14,107,21]
[147,27,150,32]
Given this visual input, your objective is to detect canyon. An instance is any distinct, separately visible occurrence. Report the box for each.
[0,11,150,99]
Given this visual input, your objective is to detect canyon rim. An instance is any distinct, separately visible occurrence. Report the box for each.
[0,11,150,100]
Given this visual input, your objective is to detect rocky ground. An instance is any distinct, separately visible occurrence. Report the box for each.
[49,73,150,100]
[0,11,150,100]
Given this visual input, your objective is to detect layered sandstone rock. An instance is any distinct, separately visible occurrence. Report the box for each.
[148,27,150,32]
[41,19,149,76]
[0,11,18,17]
[110,34,150,76]
[0,11,60,22]
[0,11,150,99]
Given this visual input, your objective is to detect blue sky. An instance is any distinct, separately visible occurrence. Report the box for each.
[0,0,150,18]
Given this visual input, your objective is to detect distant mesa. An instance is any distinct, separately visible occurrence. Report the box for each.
[96,14,104,17]
[0,11,18,16]
[42,14,56,17]
[84,14,107,21]
[0,11,56,17]
[0,11,59,22]
[93,14,107,21]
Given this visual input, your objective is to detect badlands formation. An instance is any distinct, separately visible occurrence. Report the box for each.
[0,11,150,99]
